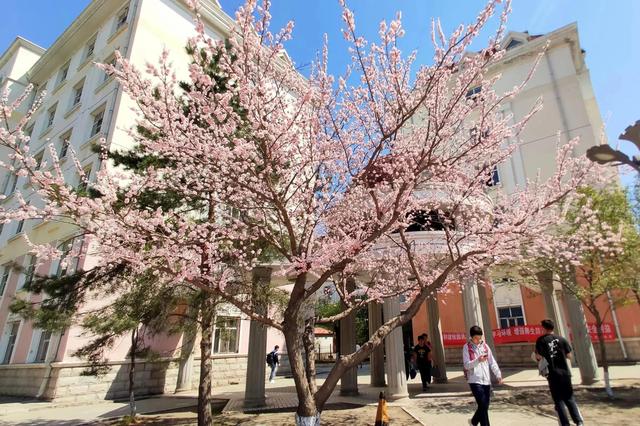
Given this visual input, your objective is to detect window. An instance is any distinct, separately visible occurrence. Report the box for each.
[86,38,96,59]
[497,306,525,329]
[15,219,24,235]
[465,86,481,100]
[33,150,44,170]
[56,239,74,277]
[22,255,37,289]
[59,130,71,159]
[24,124,34,139]
[46,104,57,129]
[3,171,18,196]
[72,80,84,107]
[77,164,93,192]
[213,317,239,354]
[90,108,105,137]
[57,62,70,86]
[34,330,52,363]
[1,321,20,364]
[0,263,10,296]
[102,55,116,83]
[116,7,129,30]
[486,166,500,187]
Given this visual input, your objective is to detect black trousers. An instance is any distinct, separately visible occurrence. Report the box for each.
[417,361,432,388]
[548,375,583,426]
[469,383,491,426]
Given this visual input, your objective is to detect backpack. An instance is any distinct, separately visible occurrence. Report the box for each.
[266,351,274,365]
[463,342,488,380]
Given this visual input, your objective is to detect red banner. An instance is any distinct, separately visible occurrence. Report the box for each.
[442,323,616,347]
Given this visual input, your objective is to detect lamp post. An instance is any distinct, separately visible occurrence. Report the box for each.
[586,120,640,172]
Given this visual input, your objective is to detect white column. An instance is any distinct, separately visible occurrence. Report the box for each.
[476,282,496,353]
[426,294,447,383]
[368,301,386,387]
[538,271,569,338]
[383,296,408,399]
[462,277,485,334]
[175,330,195,392]
[564,290,599,385]
[339,308,358,395]
[244,267,272,408]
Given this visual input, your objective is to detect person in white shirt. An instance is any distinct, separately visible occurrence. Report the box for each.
[462,326,503,426]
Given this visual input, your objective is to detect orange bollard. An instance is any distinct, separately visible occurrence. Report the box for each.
[374,391,390,426]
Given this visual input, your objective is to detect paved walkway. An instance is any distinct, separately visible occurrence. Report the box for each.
[0,363,638,425]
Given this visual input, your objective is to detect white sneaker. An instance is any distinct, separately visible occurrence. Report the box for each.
[269,379,275,384]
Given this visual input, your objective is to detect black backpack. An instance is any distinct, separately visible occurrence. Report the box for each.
[266,351,274,365]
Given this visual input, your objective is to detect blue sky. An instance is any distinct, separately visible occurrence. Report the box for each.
[2,0,638,186]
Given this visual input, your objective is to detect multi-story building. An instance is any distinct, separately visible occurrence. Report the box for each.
[0,0,637,403]
[0,0,287,402]
[409,24,640,365]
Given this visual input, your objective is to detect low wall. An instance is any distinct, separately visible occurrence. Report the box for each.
[0,353,291,402]
[444,338,640,366]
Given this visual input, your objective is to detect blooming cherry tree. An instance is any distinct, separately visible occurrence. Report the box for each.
[0,0,601,423]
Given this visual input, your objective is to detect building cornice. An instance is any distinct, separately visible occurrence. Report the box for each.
[26,0,127,84]
[0,37,46,71]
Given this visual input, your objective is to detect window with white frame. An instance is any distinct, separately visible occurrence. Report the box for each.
[115,7,129,31]
[497,306,525,328]
[21,255,37,290]
[57,62,70,86]
[1,320,21,364]
[33,150,44,170]
[59,129,72,159]
[3,170,18,196]
[14,219,25,235]
[33,330,53,363]
[45,104,57,129]
[0,263,10,296]
[71,80,84,107]
[55,239,75,277]
[465,85,481,100]
[102,54,116,83]
[85,38,96,59]
[486,165,500,187]
[77,164,93,192]
[213,317,239,354]
[90,107,105,137]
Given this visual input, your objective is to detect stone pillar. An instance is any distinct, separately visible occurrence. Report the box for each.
[175,329,196,392]
[564,290,599,385]
[538,271,569,338]
[383,296,408,399]
[462,278,486,336]
[340,279,358,396]
[244,266,272,407]
[476,282,496,353]
[368,301,386,387]
[426,293,447,383]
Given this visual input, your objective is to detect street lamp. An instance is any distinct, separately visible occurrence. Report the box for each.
[586,120,640,172]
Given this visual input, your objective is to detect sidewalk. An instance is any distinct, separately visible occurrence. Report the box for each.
[0,364,638,425]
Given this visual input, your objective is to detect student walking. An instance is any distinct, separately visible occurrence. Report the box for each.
[413,334,432,391]
[535,319,584,426]
[463,326,502,426]
[266,345,280,383]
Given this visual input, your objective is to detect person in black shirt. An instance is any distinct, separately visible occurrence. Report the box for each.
[535,319,584,426]
[412,333,432,391]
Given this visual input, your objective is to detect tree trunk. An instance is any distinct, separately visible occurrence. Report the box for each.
[302,316,318,395]
[198,300,215,426]
[593,309,614,397]
[129,328,137,418]
[283,284,320,426]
